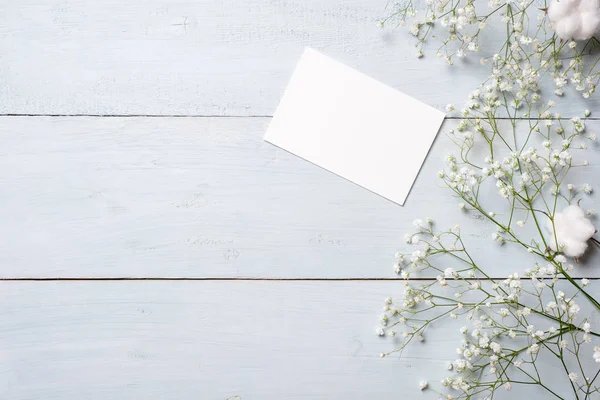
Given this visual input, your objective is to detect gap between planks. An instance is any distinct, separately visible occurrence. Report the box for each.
[0,114,596,121]
[0,277,594,282]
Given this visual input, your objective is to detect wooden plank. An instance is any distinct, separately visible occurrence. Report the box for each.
[0,280,588,399]
[1,280,596,399]
[0,281,445,400]
[0,0,562,117]
[1,116,599,278]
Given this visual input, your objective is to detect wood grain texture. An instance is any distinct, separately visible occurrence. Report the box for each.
[2,0,592,117]
[2,2,599,398]
[1,116,599,278]
[0,280,590,400]
[0,281,447,400]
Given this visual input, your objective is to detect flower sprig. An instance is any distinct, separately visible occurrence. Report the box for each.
[382,0,600,99]
[381,220,600,398]
[378,1,600,398]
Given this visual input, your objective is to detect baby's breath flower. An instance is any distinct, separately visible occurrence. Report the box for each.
[582,278,590,286]
[381,4,600,397]
[569,372,578,382]
[594,346,600,362]
[583,322,591,333]
[528,343,540,354]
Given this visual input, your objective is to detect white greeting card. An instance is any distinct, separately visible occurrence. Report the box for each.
[264,47,445,205]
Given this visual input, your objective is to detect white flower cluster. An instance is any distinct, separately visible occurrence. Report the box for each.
[381,216,600,398]
[380,1,600,398]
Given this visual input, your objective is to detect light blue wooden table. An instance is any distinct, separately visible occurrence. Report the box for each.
[1,1,599,399]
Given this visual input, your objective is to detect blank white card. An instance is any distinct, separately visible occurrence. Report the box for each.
[264,47,445,206]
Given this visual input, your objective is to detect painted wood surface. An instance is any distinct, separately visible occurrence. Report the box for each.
[1,1,600,399]
[0,281,440,400]
[0,280,591,400]
[2,116,598,278]
[0,0,595,117]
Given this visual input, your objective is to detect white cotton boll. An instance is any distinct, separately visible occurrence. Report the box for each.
[546,205,597,257]
[581,11,600,38]
[548,0,600,40]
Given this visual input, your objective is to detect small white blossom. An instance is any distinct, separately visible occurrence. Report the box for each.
[444,268,456,278]
[582,278,590,286]
[569,372,578,382]
[490,342,502,353]
[528,343,540,354]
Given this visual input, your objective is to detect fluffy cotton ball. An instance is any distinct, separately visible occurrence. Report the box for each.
[547,205,596,257]
[548,0,600,40]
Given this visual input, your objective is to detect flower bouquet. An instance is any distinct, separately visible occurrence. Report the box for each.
[378,1,600,398]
